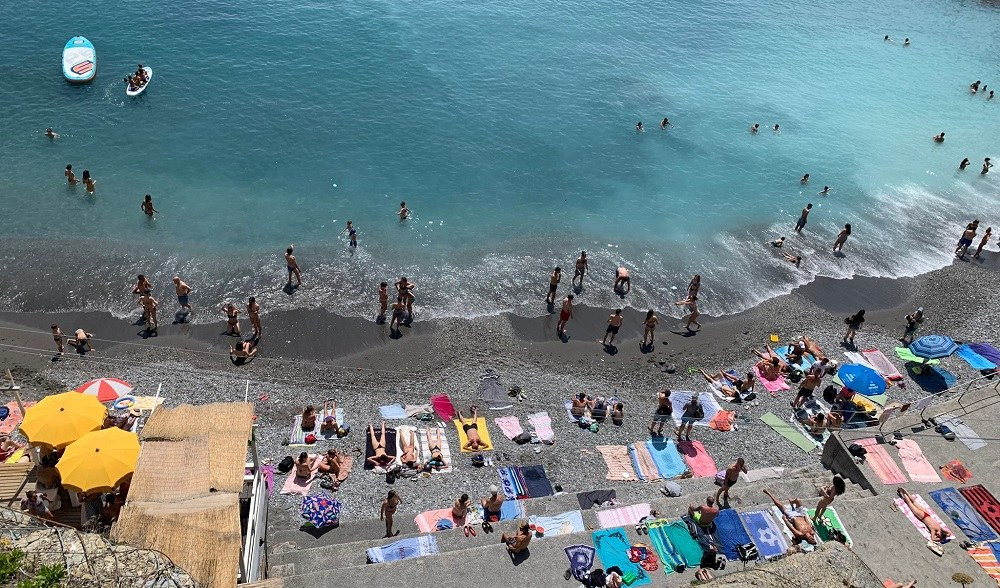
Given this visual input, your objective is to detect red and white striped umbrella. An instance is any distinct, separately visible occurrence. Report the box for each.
[75,378,133,403]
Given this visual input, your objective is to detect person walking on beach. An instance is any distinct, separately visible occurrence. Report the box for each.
[285,246,302,287]
[714,458,748,505]
[613,266,631,294]
[141,195,158,217]
[65,164,78,185]
[974,227,993,259]
[602,309,623,346]
[794,203,812,233]
[247,296,262,336]
[687,274,701,299]
[377,282,389,321]
[649,389,672,437]
[642,309,658,347]
[82,170,96,194]
[677,393,703,442]
[51,324,64,356]
[901,307,924,343]
[832,223,851,253]
[546,266,561,305]
[380,490,401,538]
[222,303,241,336]
[398,201,410,220]
[573,251,588,287]
[139,292,159,332]
[843,310,865,345]
[982,158,993,175]
[955,223,977,259]
[557,294,574,337]
[172,276,192,313]
[68,329,95,352]
[675,295,701,330]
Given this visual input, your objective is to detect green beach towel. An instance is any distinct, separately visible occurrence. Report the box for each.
[894,347,941,365]
[646,519,703,574]
[760,412,816,452]
[807,507,852,546]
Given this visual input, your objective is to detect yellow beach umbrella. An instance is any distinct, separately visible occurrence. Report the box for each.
[56,428,140,494]
[19,391,106,449]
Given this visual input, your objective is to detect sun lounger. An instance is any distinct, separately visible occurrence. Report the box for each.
[453,417,493,452]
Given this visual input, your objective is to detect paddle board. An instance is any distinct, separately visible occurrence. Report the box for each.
[62,36,96,83]
[126,67,153,97]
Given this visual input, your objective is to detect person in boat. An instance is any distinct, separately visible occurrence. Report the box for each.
[135,64,147,83]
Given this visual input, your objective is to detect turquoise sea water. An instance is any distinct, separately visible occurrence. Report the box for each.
[2,0,998,320]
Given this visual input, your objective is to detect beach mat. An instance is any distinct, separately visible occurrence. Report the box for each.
[577,489,617,510]
[968,546,1000,585]
[363,425,398,470]
[418,427,453,474]
[366,535,439,564]
[894,347,941,365]
[739,509,788,559]
[930,487,998,542]
[592,528,651,586]
[498,466,528,500]
[596,445,638,482]
[861,349,903,380]
[521,465,554,498]
[378,404,407,420]
[715,508,753,561]
[565,544,596,577]
[629,442,661,482]
[907,365,957,393]
[529,510,584,539]
[806,507,852,546]
[959,485,1000,535]
[968,342,1000,366]
[430,394,456,421]
[855,438,907,485]
[596,503,650,529]
[894,493,952,542]
[760,412,815,452]
[939,414,987,451]
[480,372,512,410]
[288,414,318,445]
[453,417,493,452]
[677,440,717,478]
[754,365,789,393]
[894,439,940,483]
[648,519,703,573]
[494,415,523,440]
[0,401,35,436]
[669,390,720,427]
[741,467,786,483]
[956,344,997,370]
[940,460,973,484]
[527,411,555,443]
[646,437,687,479]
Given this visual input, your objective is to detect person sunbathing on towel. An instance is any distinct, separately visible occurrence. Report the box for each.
[0,436,22,462]
[500,521,532,554]
[301,405,317,431]
[294,452,316,479]
[366,422,393,468]
[764,489,817,546]
[319,400,338,435]
[425,428,446,470]
[897,488,951,544]
[755,356,784,381]
[399,428,418,469]
[458,407,487,451]
[753,346,790,369]
[318,448,343,476]
[802,336,826,361]
[699,369,740,398]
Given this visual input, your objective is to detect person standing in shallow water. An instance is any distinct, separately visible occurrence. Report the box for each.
[82,170,96,194]
[973,227,993,260]
[141,194,158,217]
[285,246,302,287]
[960,158,970,170]
[546,266,561,305]
[833,223,851,253]
[398,201,410,220]
[573,251,588,287]
[794,203,812,233]
[65,164,77,184]
[377,282,389,321]
[983,158,993,175]
[247,296,262,336]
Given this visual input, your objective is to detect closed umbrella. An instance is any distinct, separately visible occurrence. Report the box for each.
[909,335,958,360]
[837,364,887,396]
[76,378,132,403]
[19,392,106,449]
[56,428,140,494]
[300,494,341,528]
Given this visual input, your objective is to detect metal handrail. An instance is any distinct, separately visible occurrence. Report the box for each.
[876,371,1000,437]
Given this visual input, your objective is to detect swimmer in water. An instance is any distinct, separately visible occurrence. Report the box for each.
[960,158,970,170]
[903,38,910,46]
[141,194,158,217]
[660,117,670,129]
[989,91,995,100]
[932,132,945,143]
[773,124,780,133]
[82,170,96,194]
[636,121,644,132]
[398,201,410,220]
[65,164,78,185]
[782,252,802,268]
[819,186,831,195]
[971,80,981,94]
[884,35,891,42]
[800,173,810,184]
[770,236,785,248]
[983,158,993,175]
[750,123,760,134]
[45,128,59,139]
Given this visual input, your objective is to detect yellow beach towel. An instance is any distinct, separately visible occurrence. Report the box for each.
[454,417,493,452]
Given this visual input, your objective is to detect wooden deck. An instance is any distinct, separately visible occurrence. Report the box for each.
[0,462,83,528]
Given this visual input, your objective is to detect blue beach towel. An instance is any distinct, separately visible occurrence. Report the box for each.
[592,528,650,586]
[646,438,687,479]
[498,466,527,499]
[969,343,1000,366]
[529,510,585,538]
[366,535,439,563]
[908,365,957,393]
[378,404,407,420]
[930,487,998,542]
[775,345,815,370]
[714,508,753,561]
[521,465,554,498]
[739,509,788,560]
[628,444,648,482]
[956,344,997,370]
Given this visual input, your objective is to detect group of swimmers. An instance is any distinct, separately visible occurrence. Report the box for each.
[969,80,995,101]
[959,156,992,175]
[63,164,96,194]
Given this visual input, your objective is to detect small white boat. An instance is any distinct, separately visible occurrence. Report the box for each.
[63,36,96,83]
[126,67,153,97]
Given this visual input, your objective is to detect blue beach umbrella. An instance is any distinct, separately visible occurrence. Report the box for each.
[909,335,958,360]
[300,494,341,528]
[837,364,887,397]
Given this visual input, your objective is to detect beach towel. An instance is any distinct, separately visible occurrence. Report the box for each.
[861,349,903,380]
[930,487,997,542]
[577,490,617,510]
[529,510,584,538]
[776,345,816,370]
[908,365,957,393]
[564,400,580,423]
[894,347,941,364]
[956,344,997,370]
[959,485,1000,535]
[940,460,973,484]
[895,493,952,542]
[288,414,319,445]
[669,390,721,427]
[741,467,786,483]
[0,401,34,436]
[592,528,650,587]
[661,519,704,568]
[260,464,274,497]
[494,415,523,440]
[404,404,432,418]
[645,519,698,575]
[565,544,597,577]
[969,342,1000,366]
[754,365,789,393]
[316,407,347,441]
[378,404,407,420]
[939,414,987,451]
[418,427,453,474]
[366,535,439,564]
[414,508,466,533]
[279,455,323,495]
[478,498,525,523]
[363,425,398,470]
[894,439,940,483]
[715,508,753,560]
[629,442,661,482]
[481,372,512,410]
[760,412,815,452]
[806,507,852,546]
[597,445,638,481]
[453,417,493,452]
[739,509,788,559]
[855,438,907,485]
[521,465,554,498]
[677,440,717,478]
[498,466,527,500]
[430,394,456,421]
[527,411,555,443]
[844,351,875,370]
[709,410,736,431]
[596,503,650,529]
[646,438,687,479]
[967,546,1000,585]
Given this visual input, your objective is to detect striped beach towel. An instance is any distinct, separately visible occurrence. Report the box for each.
[968,546,1000,584]
[596,503,650,529]
[366,535,439,563]
[498,466,528,500]
[289,414,319,445]
[418,427,453,473]
[629,442,661,482]
[527,411,555,443]
[597,445,638,481]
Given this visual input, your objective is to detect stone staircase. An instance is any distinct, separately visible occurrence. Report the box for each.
[267,463,876,586]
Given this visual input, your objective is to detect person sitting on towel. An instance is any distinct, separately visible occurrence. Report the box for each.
[570,392,591,419]
[300,405,317,431]
[318,448,344,480]
[482,485,505,522]
[452,493,472,520]
[786,339,807,363]
[804,412,826,436]
[0,436,22,462]
[500,521,532,554]
[699,369,741,398]
[825,409,844,432]
[688,496,720,529]
[752,346,789,378]
[592,397,609,421]
[611,402,625,426]
[897,488,951,544]
[764,489,817,546]
[294,452,316,479]
[457,407,487,451]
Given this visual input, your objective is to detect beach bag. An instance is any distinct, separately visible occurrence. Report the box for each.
[661,481,682,497]
[471,454,486,467]
[736,543,759,563]
[848,443,867,461]
[512,432,532,445]
[277,456,294,474]
[714,470,727,487]
[304,433,317,444]
[788,369,803,383]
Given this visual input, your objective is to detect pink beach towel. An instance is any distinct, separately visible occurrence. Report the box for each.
[678,440,718,478]
[527,411,555,443]
[754,366,789,394]
[596,503,651,529]
[279,455,323,496]
[414,508,465,533]
[494,416,523,440]
[862,349,903,381]
[856,438,907,485]
[597,445,638,482]
[894,493,952,542]
[631,442,662,482]
[895,439,941,483]
[431,394,456,421]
